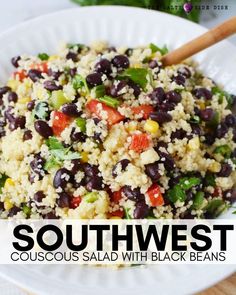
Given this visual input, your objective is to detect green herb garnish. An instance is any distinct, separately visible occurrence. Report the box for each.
[38,53,49,61]
[32,101,49,120]
[149,43,168,55]
[124,207,132,219]
[192,192,205,210]
[76,118,87,133]
[45,137,64,150]
[119,68,148,89]
[213,145,231,159]
[212,86,233,107]
[0,174,8,193]
[205,198,228,217]
[94,85,106,98]
[72,74,89,93]
[22,204,31,217]
[98,96,121,108]
[204,173,216,187]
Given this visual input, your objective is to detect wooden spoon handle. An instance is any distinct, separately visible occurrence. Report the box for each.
[162,16,236,66]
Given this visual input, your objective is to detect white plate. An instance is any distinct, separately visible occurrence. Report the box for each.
[0,6,235,295]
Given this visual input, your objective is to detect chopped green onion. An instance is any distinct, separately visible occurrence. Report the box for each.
[38,53,49,61]
[178,177,201,190]
[214,145,231,158]
[189,115,201,124]
[72,74,89,93]
[98,96,121,108]
[204,173,216,187]
[124,207,132,219]
[192,192,205,210]
[119,68,148,90]
[83,192,99,203]
[212,86,233,107]
[76,118,86,133]
[22,204,31,217]
[94,85,106,98]
[205,198,227,217]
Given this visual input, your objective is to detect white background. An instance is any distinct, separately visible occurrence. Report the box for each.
[0,0,235,294]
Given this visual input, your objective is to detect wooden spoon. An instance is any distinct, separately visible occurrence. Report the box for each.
[162,16,236,67]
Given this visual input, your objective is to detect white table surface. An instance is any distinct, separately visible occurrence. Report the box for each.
[0,0,235,294]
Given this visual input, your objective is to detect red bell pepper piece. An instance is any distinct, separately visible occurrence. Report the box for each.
[70,196,82,209]
[52,111,71,136]
[86,99,124,126]
[147,184,164,206]
[131,105,154,119]
[129,133,150,153]
[111,190,123,203]
[13,70,27,81]
[31,62,48,73]
[108,209,124,218]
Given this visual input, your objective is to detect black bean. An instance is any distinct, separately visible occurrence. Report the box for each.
[110,81,127,97]
[232,148,236,158]
[225,114,236,127]
[171,129,187,141]
[28,69,43,82]
[53,168,72,189]
[148,60,158,69]
[149,87,165,105]
[194,106,201,116]
[128,81,141,97]
[181,211,195,219]
[0,128,6,138]
[8,91,18,103]
[158,152,175,171]
[69,68,77,77]
[43,80,62,91]
[61,103,81,117]
[159,102,176,112]
[191,124,202,136]
[27,100,35,111]
[193,88,212,100]
[133,201,149,219]
[86,177,103,191]
[66,51,78,62]
[0,202,4,211]
[108,46,117,53]
[172,74,185,86]
[166,90,182,103]
[204,133,215,145]
[112,159,130,177]
[112,55,129,69]
[70,159,82,174]
[177,67,191,78]
[9,116,26,131]
[4,106,15,122]
[47,69,62,80]
[0,119,6,127]
[124,48,133,57]
[34,191,46,203]
[11,56,21,68]
[122,186,144,202]
[223,189,236,204]
[155,140,168,150]
[93,132,103,143]
[216,123,228,139]
[8,206,21,217]
[43,211,59,219]
[95,59,112,75]
[145,162,161,182]
[86,72,103,87]
[199,108,215,121]
[149,111,172,124]
[34,120,53,138]
[217,163,232,177]
[23,130,32,141]
[233,128,236,143]
[70,129,86,142]
[83,163,99,177]
[0,86,11,99]
[30,154,45,177]
[56,192,71,208]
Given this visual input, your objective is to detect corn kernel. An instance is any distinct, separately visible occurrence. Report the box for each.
[4,178,15,188]
[4,199,13,211]
[48,55,59,61]
[7,79,20,91]
[188,137,200,150]
[18,97,31,104]
[144,119,159,134]
[208,161,221,173]
[81,152,88,163]
[196,101,205,110]
[110,216,122,219]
